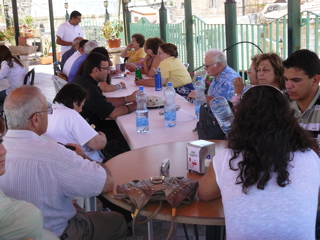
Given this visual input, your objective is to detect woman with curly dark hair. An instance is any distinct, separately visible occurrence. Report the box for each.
[142,37,164,77]
[198,85,319,239]
[0,45,26,104]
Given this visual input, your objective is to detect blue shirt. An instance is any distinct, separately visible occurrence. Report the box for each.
[68,54,87,82]
[208,65,240,101]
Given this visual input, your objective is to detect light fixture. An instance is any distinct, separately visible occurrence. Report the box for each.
[104,0,108,8]
[4,4,9,12]
[64,2,69,9]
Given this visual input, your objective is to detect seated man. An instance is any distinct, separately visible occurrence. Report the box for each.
[68,40,99,82]
[0,85,127,239]
[188,49,240,102]
[60,36,83,70]
[283,49,320,138]
[63,39,88,77]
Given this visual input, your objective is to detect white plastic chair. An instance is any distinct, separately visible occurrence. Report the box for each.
[192,70,207,84]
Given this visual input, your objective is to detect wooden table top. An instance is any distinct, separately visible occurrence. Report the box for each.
[102,140,227,226]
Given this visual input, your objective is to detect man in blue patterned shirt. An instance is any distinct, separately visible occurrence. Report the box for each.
[189,49,240,102]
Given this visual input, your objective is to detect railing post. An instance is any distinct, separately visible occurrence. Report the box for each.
[159,0,167,42]
[224,0,238,71]
[123,0,131,45]
[288,0,300,55]
[185,0,194,71]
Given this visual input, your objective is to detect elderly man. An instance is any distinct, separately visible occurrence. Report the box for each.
[283,49,320,138]
[68,40,99,82]
[56,11,84,56]
[60,36,83,70]
[189,49,240,102]
[0,85,127,239]
[63,39,88,77]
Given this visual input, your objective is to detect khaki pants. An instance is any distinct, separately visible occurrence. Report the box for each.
[59,206,127,240]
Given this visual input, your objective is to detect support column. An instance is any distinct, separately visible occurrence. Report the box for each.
[11,0,19,46]
[48,0,56,63]
[184,0,194,71]
[288,0,300,55]
[224,0,238,71]
[159,0,167,42]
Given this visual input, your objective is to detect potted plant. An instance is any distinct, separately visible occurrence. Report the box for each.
[0,31,5,41]
[20,15,34,38]
[39,36,53,65]
[101,19,124,48]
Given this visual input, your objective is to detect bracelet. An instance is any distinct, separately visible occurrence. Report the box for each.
[116,84,122,90]
[125,96,128,104]
[234,93,242,96]
[125,105,131,113]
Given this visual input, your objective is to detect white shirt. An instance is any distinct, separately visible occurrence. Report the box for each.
[56,21,84,56]
[0,60,26,94]
[63,51,82,77]
[0,130,106,236]
[213,148,320,240]
[43,103,104,162]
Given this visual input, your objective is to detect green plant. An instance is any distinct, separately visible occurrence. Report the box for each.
[0,31,4,39]
[102,19,124,40]
[41,35,52,57]
[2,28,15,45]
[20,15,34,30]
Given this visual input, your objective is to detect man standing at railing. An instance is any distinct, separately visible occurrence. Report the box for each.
[188,49,239,102]
[56,11,84,56]
[283,49,320,138]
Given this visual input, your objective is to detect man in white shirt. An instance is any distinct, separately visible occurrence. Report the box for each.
[56,11,84,56]
[0,85,127,239]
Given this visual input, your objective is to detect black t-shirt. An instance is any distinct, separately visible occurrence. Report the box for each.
[73,74,115,124]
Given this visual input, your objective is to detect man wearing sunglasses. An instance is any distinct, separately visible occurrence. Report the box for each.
[188,49,240,103]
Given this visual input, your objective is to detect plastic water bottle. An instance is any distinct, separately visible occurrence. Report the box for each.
[154,68,162,91]
[194,76,206,118]
[164,82,176,127]
[210,96,233,134]
[136,86,149,133]
[135,65,142,79]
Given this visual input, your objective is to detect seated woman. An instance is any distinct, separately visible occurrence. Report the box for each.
[120,33,146,72]
[256,52,285,90]
[135,43,193,99]
[198,85,319,240]
[142,37,164,77]
[43,83,107,163]
[0,45,26,105]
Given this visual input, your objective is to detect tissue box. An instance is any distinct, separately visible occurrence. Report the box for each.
[187,140,215,174]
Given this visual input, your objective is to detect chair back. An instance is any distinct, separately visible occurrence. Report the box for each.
[52,75,67,93]
[53,61,62,75]
[23,68,35,85]
[192,70,207,84]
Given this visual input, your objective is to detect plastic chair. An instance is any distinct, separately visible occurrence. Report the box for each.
[51,75,67,93]
[192,70,207,84]
[23,68,35,85]
[53,61,62,75]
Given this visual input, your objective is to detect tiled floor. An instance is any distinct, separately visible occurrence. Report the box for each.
[28,61,210,240]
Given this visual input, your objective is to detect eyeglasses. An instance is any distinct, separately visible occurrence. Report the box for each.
[100,66,111,71]
[28,102,53,120]
[204,63,217,68]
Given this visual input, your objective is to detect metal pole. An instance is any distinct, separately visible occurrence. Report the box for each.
[4,8,10,28]
[184,0,194,71]
[64,2,69,21]
[288,0,300,55]
[224,0,238,71]
[48,0,56,63]
[11,0,19,45]
[159,0,167,42]
[125,3,131,45]
[104,1,109,23]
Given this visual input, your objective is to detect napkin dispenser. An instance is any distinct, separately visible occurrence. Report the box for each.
[187,140,215,174]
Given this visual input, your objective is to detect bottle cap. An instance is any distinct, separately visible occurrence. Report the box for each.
[139,86,144,91]
[167,82,172,87]
[197,76,202,81]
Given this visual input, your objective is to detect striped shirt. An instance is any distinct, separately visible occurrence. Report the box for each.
[290,86,320,138]
[0,130,106,236]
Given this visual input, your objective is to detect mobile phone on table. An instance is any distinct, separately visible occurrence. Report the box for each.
[58,142,76,151]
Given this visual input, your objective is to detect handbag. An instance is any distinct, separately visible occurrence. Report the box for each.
[115,176,199,240]
[195,104,227,140]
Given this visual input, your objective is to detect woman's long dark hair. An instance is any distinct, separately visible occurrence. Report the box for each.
[228,85,317,194]
[53,83,88,109]
[0,45,23,68]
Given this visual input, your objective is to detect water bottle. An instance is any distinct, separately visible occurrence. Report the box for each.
[164,82,176,127]
[210,96,233,134]
[194,76,206,118]
[154,68,162,91]
[136,86,149,133]
[135,65,142,79]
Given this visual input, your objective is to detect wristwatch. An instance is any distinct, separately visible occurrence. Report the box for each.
[234,93,242,96]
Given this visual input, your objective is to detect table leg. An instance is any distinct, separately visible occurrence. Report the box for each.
[147,219,154,240]
[206,225,225,240]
